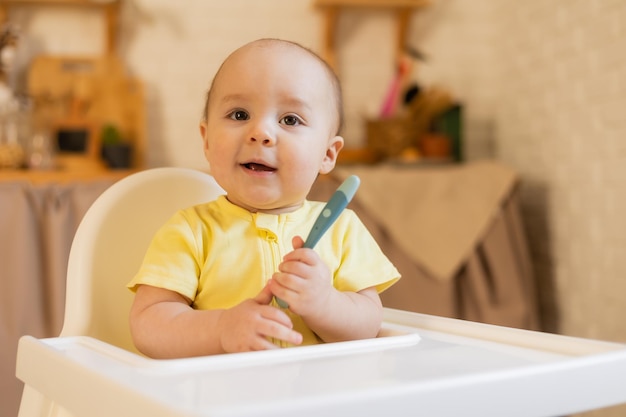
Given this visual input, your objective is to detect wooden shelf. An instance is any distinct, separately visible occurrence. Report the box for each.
[313,0,430,71]
[315,0,429,7]
[0,0,114,4]
[0,1,146,170]
[0,166,136,185]
[0,0,121,55]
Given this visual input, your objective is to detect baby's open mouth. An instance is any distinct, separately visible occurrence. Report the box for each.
[242,162,276,172]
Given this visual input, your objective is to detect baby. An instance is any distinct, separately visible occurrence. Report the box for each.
[128,38,400,358]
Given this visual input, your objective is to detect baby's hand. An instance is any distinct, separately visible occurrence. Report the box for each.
[216,284,302,352]
[269,236,333,317]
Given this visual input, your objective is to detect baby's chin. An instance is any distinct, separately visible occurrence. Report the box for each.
[239,197,305,215]
[252,201,305,215]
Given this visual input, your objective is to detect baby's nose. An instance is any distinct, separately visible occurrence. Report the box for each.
[249,135,273,145]
[248,120,275,145]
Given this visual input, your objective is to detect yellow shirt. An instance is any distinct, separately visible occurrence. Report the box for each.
[128,195,400,346]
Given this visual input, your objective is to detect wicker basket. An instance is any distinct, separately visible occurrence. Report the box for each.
[366,117,418,158]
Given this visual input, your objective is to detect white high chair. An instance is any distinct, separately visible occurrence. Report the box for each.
[17,167,225,417]
[15,168,626,417]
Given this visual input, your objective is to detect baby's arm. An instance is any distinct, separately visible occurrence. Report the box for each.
[129,284,303,358]
[269,236,383,342]
[303,285,383,343]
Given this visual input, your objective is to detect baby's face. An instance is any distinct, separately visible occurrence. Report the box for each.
[201,41,343,214]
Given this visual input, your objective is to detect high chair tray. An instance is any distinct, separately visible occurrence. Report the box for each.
[16,309,626,417]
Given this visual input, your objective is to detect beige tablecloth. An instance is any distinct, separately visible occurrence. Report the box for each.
[310,161,539,328]
[0,179,117,417]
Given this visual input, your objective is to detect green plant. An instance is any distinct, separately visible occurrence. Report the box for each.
[101,123,123,145]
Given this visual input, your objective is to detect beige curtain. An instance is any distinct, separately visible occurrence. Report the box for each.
[0,179,115,417]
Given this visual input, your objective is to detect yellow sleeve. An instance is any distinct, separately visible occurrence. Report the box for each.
[330,210,401,294]
[127,209,203,301]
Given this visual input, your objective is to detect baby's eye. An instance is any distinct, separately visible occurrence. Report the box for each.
[280,115,302,126]
[229,110,249,121]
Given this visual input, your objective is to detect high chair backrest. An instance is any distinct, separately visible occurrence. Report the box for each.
[60,167,225,352]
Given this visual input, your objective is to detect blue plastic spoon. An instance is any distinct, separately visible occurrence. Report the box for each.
[275,175,361,308]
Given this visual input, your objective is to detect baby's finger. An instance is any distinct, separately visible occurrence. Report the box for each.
[250,337,280,351]
[292,235,304,249]
[281,328,303,346]
[253,283,275,305]
[281,246,318,266]
[260,322,303,346]
[267,276,301,308]
[260,303,293,327]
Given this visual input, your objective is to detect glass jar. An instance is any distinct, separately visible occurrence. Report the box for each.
[26,128,56,170]
[0,104,26,169]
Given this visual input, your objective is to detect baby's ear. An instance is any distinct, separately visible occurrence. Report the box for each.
[319,135,344,174]
[200,122,212,167]
[199,122,209,152]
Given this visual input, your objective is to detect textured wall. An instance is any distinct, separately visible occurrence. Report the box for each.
[490,3,626,414]
[492,0,626,341]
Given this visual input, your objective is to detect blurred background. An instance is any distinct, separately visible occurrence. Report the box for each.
[1,0,626,416]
